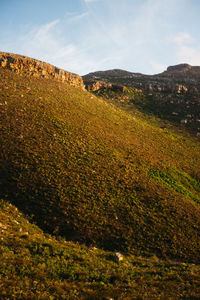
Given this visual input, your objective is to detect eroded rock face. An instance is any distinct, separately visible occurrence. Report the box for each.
[167,64,192,73]
[0,52,85,89]
[83,67,200,136]
[84,79,127,93]
[84,80,112,91]
[145,83,188,93]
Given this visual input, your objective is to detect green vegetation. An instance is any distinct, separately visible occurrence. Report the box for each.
[0,67,200,298]
[149,168,200,204]
[1,198,200,299]
[93,85,145,103]
[132,92,200,133]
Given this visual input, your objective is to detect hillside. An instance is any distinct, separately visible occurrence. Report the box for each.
[2,198,200,299]
[0,53,200,298]
[83,65,200,135]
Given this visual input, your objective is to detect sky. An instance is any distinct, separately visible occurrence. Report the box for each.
[0,0,200,75]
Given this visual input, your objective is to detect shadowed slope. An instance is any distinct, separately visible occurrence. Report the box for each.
[1,198,200,299]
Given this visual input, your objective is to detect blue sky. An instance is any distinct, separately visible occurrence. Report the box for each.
[1,0,200,75]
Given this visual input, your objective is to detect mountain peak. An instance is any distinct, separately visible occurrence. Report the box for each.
[166,63,192,72]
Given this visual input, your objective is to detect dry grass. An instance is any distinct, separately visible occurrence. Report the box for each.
[0,68,200,265]
[1,198,200,299]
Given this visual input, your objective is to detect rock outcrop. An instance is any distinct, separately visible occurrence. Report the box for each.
[83,64,200,92]
[166,64,192,73]
[0,52,85,89]
[144,83,188,94]
[84,79,128,94]
[84,80,112,91]
[83,65,200,135]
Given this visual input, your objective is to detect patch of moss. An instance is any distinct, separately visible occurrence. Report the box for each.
[149,168,200,204]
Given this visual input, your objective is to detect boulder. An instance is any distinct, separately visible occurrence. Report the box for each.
[113,252,124,262]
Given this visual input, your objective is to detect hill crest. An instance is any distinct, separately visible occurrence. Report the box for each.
[0,51,85,89]
[84,63,200,78]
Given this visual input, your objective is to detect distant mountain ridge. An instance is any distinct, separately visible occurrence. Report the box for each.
[165,63,200,74]
[83,63,200,86]
[83,64,200,136]
[83,64,200,100]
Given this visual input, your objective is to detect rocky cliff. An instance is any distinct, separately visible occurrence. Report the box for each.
[83,65,200,136]
[83,64,200,93]
[84,79,127,93]
[0,52,85,89]
[160,64,200,80]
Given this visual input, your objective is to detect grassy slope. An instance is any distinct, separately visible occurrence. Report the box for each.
[1,198,200,299]
[0,68,200,267]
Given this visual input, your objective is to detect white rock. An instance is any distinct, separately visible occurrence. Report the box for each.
[0,223,7,230]
[180,119,187,124]
[113,252,124,262]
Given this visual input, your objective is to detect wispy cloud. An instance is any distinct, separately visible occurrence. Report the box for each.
[1,0,200,74]
[65,11,89,23]
[20,20,61,61]
[150,61,167,73]
[171,31,200,65]
[16,0,184,75]
[36,19,60,35]
[177,45,200,65]
[13,18,118,75]
[84,0,99,3]
[171,32,193,44]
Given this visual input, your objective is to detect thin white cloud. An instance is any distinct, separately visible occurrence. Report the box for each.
[177,45,200,65]
[14,19,116,75]
[150,61,167,73]
[171,32,193,44]
[36,19,60,34]
[170,31,200,66]
[65,11,89,23]
[32,20,60,46]
[22,20,61,59]
[16,1,182,75]
[1,0,199,74]
[84,0,99,3]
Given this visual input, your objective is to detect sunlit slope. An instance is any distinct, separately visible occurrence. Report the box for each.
[1,68,200,262]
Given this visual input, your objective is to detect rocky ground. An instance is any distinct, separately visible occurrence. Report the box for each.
[83,64,200,136]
